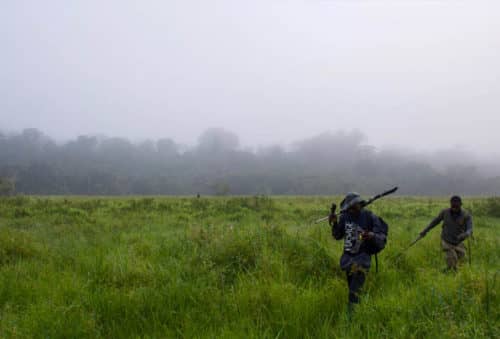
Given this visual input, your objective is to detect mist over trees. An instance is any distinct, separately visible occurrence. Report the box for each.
[0,128,499,196]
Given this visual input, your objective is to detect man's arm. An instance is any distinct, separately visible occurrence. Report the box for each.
[458,213,473,241]
[364,213,386,249]
[331,215,345,240]
[420,210,445,237]
[465,214,473,236]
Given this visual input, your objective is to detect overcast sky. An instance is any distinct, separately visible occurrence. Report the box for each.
[1,0,499,152]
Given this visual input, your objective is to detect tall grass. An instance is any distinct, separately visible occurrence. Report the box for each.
[0,196,498,338]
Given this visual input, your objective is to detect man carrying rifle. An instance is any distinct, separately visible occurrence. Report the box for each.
[329,192,387,307]
[419,195,473,271]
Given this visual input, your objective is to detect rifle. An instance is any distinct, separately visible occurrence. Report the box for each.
[392,234,423,259]
[314,186,398,224]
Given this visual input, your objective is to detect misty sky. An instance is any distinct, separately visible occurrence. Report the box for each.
[1,1,499,153]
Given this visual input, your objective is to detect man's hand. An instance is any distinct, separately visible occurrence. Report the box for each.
[457,232,468,241]
[328,213,337,226]
[361,231,374,240]
[328,203,337,226]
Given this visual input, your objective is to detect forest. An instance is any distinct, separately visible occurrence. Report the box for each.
[1,128,499,196]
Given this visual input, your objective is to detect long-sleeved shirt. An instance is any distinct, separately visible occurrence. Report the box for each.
[423,208,473,245]
[332,209,387,270]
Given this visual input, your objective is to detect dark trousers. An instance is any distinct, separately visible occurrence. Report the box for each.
[346,269,366,304]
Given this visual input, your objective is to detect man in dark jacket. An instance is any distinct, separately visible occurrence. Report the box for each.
[419,195,473,271]
[329,192,387,305]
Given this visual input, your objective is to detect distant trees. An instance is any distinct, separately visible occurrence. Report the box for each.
[0,177,15,196]
[157,138,178,158]
[197,128,239,153]
[212,181,231,196]
[0,127,498,195]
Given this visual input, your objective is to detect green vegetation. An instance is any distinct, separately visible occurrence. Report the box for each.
[0,196,498,338]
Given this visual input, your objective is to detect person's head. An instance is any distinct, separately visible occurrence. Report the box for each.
[341,192,364,215]
[450,195,462,212]
[348,202,362,214]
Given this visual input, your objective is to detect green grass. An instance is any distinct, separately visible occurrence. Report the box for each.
[0,196,498,338]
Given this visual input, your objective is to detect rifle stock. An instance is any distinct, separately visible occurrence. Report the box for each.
[315,186,398,224]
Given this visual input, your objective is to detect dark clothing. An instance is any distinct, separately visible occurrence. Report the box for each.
[332,209,386,271]
[423,208,473,245]
[347,270,366,304]
[332,208,387,304]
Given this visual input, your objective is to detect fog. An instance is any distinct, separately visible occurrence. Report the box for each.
[0,127,499,195]
[1,1,499,195]
[2,1,499,155]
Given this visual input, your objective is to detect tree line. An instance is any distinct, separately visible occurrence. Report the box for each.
[0,128,499,196]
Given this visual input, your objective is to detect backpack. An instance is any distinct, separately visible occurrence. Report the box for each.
[365,216,388,273]
[365,216,388,255]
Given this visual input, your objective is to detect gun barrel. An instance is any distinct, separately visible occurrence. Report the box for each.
[315,186,397,224]
[408,235,423,248]
[364,186,398,206]
[341,186,398,212]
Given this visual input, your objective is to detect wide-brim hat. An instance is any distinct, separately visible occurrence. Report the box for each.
[340,192,365,211]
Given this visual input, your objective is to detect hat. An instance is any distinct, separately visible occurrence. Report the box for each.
[340,192,365,211]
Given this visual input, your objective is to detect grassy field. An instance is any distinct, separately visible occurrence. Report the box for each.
[0,195,498,338]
